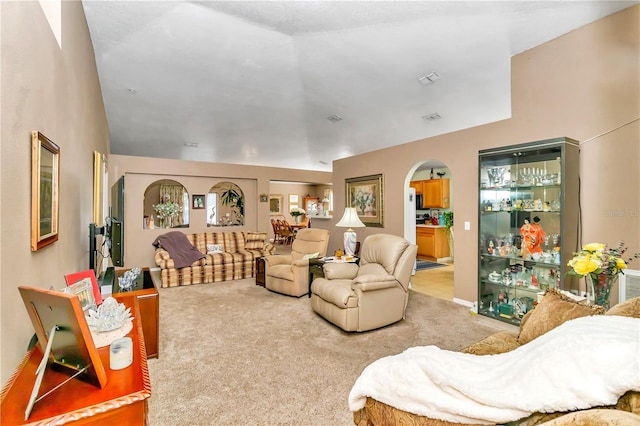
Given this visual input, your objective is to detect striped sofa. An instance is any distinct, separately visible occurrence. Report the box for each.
[154,231,275,288]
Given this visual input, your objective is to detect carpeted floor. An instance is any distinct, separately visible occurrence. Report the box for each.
[415,260,447,270]
[147,277,503,426]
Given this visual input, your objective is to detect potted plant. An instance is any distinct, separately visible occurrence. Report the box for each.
[220,185,244,224]
[290,207,306,224]
[153,195,183,228]
[443,211,454,261]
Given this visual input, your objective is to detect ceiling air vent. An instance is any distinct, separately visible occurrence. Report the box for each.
[327,115,343,123]
[417,72,440,85]
[184,142,199,148]
[422,113,441,121]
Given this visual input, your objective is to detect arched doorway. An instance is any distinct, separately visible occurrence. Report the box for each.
[404,160,455,300]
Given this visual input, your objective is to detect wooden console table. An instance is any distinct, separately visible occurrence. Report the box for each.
[114,268,159,358]
[0,295,151,425]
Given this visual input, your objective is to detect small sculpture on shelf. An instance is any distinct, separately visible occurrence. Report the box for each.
[520,216,545,259]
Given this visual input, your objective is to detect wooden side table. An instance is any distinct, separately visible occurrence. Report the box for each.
[308,259,326,298]
[113,268,159,359]
[0,295,151,425]
[255,257,266,287]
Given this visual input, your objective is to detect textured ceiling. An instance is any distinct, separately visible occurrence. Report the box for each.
[82,1,637,172]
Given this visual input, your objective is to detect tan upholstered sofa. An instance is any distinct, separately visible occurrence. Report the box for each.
[353,290,640,425]
[154,231,275,288]
[311,234,418,332]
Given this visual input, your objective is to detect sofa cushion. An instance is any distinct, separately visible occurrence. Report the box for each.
[207,244,223,254]
[190,233,224,254]
[461,331,520,355]
[606,296,640,318]
[244,232,267,249]
[268,264,294,281]
[226,232,245,253]
[517,288,605,345]
[312,279,358,308]
[537,408,640,426]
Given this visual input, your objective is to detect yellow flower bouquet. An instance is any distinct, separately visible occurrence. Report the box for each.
[567,241,640,308]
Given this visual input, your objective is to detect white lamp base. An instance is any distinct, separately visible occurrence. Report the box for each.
[343,229,357,256]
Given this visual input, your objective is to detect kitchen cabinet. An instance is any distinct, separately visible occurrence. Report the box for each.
[478,137,579,325]
[416,226,449,261]
[423,178,450,208]
[410,180,423,195]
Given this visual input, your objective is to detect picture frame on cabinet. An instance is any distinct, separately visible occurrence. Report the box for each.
[31,131,60,251]
[18,285,107,421]
[65,269,103,306]
[345,174,384,227]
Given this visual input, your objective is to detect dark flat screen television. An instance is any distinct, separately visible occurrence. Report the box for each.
[110,176,125,267]
[89,176,124,277]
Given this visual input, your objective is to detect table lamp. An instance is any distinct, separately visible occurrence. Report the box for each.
[336,207,365,256]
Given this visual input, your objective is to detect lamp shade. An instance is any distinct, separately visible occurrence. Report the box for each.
[336,208,365,256]
[335,207,365,230]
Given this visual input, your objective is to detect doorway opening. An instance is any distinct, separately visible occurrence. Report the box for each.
[404,159,454,300]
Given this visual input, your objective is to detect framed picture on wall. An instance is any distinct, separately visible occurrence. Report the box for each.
[269,194,283,215]
[192,194,205,209]
[345,174,384,227]
[31,131,60,251]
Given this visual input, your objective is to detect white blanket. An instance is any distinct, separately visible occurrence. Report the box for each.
[349,315,640,425]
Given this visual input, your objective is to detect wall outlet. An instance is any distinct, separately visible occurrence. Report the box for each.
[464,221,471,231]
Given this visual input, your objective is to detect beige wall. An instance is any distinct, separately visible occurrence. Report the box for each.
[108,155,332,267]
[332,6,639,305]
[1,2,637,386]
[1,2,110,383]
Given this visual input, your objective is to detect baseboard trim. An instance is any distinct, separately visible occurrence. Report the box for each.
[453,297,473,308]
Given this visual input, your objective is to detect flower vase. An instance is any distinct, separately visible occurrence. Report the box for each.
[294,215,301,224]
[588,273,617,309]
[165,216,172,228]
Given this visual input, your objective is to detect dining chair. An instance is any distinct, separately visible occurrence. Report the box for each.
[279,220,295,245]
[271,218,283,245]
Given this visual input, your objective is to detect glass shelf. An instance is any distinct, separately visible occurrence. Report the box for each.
[477,137,579,325]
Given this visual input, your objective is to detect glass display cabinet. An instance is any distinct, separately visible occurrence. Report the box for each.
[478,137,579,325]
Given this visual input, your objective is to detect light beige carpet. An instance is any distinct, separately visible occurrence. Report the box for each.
[147,277,504,426]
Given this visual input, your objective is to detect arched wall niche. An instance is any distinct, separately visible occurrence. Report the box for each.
[207,182,245,226]
[143,179,190,229]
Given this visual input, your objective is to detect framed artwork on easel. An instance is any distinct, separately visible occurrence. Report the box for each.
[18,286,107,419]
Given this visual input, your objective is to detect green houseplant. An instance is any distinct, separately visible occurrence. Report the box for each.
[443,211,454,261]
[220,185,244,224]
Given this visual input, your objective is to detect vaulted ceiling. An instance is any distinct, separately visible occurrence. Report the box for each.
[82,1,637,171]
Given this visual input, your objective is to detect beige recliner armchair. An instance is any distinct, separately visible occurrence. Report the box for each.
[264,228,330,297]
[310,233,417,332]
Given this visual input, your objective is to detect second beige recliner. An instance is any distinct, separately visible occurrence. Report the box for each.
[264,228,330,297]
[310,233,417,332]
